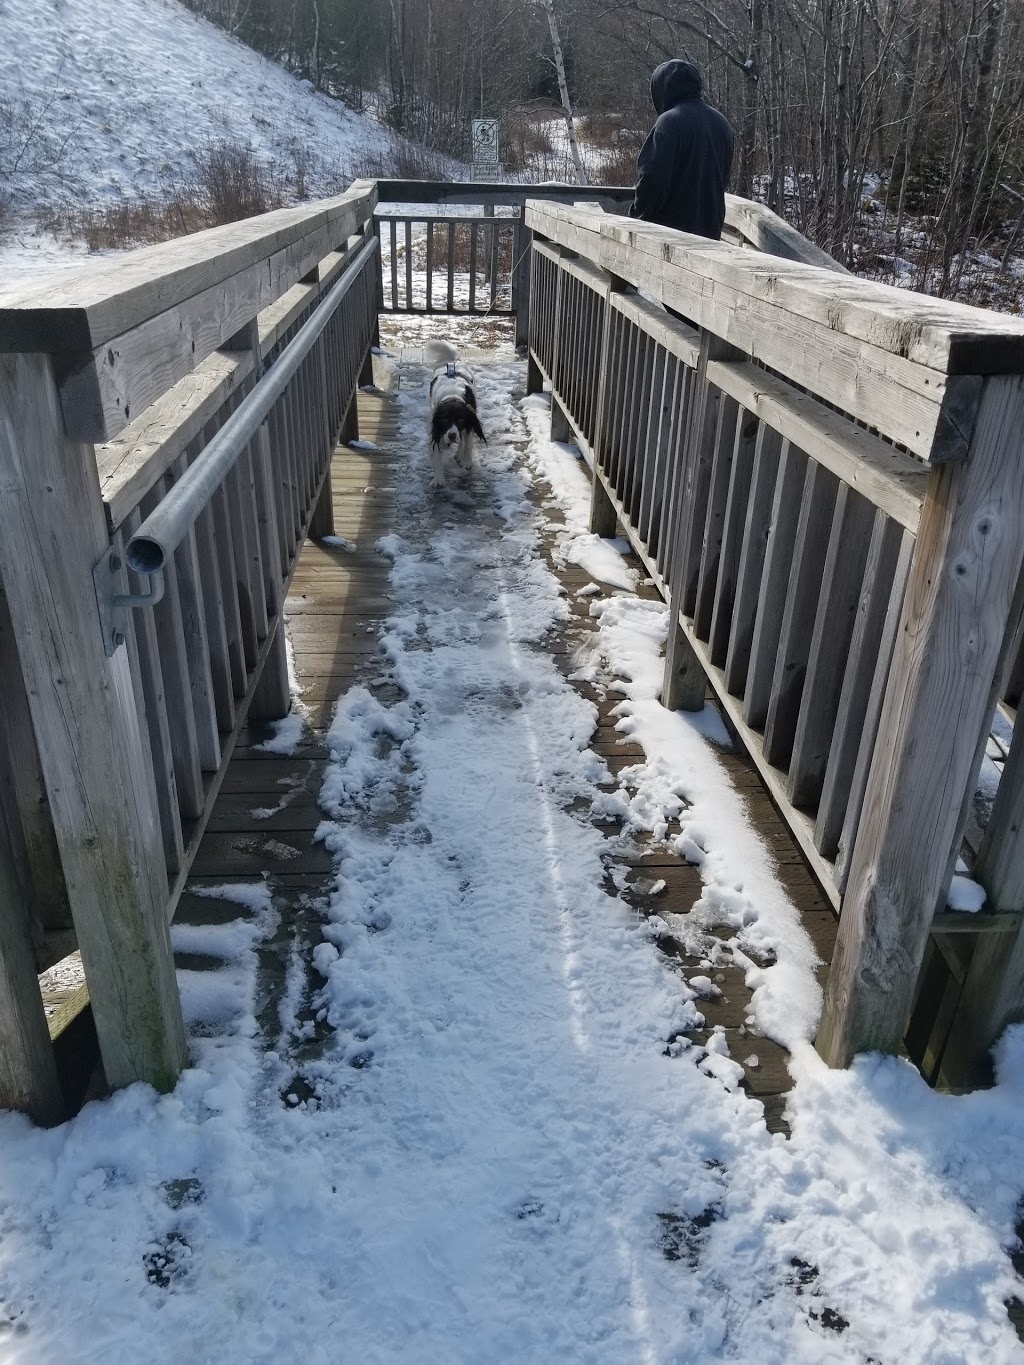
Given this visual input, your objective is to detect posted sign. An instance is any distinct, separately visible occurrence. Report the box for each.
[471,118,500,163]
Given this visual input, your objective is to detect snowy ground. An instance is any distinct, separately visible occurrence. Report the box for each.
[2,329,1024,1362]
[0,0,400,278]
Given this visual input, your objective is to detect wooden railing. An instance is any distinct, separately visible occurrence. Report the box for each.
[373,182,632,340]
[377,214,515,316]
[0,182,378,1121]
[371,181,834,330]
[5,172,1023,1120]
[524,201,1024,1087]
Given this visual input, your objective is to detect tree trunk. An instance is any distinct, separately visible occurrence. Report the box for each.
[539,0,589,185]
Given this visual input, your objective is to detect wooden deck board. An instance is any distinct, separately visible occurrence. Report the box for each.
[179,373,837,1137]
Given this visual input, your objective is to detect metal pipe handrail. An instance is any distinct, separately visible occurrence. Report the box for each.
[125,234,378,577]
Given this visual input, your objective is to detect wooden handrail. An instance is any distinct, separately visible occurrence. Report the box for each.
[0,183,381,1119]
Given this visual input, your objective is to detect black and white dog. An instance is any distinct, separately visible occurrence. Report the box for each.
[424,340,486,488]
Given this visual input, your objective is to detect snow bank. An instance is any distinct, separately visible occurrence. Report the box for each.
[0,0,398,276]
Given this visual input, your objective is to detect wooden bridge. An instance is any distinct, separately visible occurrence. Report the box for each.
[3,176,1024,1124]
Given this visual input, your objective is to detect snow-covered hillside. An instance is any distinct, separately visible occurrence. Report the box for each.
[0,0,399,272]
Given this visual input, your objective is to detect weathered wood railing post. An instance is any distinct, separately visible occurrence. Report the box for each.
[0,353,188,1094]
[587,271,626,539]
[661,330,740,712]
[0,800,63,1124]
[0,582,71,936]
[817,374,1024,1067]
[512,217,533,354]
[226,319,293,722]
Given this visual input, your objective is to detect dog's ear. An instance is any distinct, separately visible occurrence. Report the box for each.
[429,407,446,448]
[464,383,477,410]
[468,409,487,444]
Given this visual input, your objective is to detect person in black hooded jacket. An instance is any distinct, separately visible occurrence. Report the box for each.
[629,59,734,240]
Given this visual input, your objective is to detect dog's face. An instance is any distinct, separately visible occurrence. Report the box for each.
[430,396,485,450]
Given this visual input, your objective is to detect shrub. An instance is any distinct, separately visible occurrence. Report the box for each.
[192,140,280,224]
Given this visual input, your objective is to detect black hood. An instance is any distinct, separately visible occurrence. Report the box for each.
[650,60,702,114]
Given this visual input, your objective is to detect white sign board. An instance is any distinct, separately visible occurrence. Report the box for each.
[471,162,503,183]
[471,118,500,164]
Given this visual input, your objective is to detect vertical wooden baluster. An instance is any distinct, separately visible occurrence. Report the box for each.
[212,477,250,687]
[225,461,259,668]
[646,355,681,561]
[739,437,804,719]
[662,335,740,709]
[487,208,499,309]
[389,219,398,309]
[678,383,727,619]
[707,406,759,665]
[200,406,247,698]
[631,341,666,529]
[285,373,305,545]
[599,308,627,479]
[310,329,337,541]
[426,221,434,313]
[833,530,914,890]
[762,462,840,766]
[143,477,205,820]
[0,582,71,936]
[169,453,222,771]
[447,222,456,313]
[191,493,235,732]
[125,509,186,873]
[693,396,742,641]
[268,399,295,562]
[469,222,478,313]
[0,798,63,1123]
[405,219,413,311]
[298,355,316,508]
[815,514,906,858]
[723,425,786,699]
[610,324,640,496]
[241,441,270,637]
[787,484,877,808]
[654,362,691,578]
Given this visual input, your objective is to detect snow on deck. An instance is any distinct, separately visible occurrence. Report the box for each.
[2,325,1024,1363]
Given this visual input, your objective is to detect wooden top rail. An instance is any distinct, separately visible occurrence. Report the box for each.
[96,237,364,531]
[0,182,377,443]
[375,178,634,210]
[723,195,849,272]
[525,202,1024,463]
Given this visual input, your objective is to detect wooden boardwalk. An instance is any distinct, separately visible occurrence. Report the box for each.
[169,370,837,1132]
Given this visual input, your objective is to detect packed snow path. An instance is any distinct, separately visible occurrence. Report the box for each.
[3,327,1024,1363]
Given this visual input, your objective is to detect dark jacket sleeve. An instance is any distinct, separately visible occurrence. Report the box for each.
[630,120,672,221]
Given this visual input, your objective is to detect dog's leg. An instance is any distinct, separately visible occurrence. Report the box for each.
[455,433,473,471]
[429,444,447,489]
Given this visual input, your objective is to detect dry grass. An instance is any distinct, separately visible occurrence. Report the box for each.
[591,133,642,188]
[500,106,558,173]
[48,140,287,252]
[350,138,453,184]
